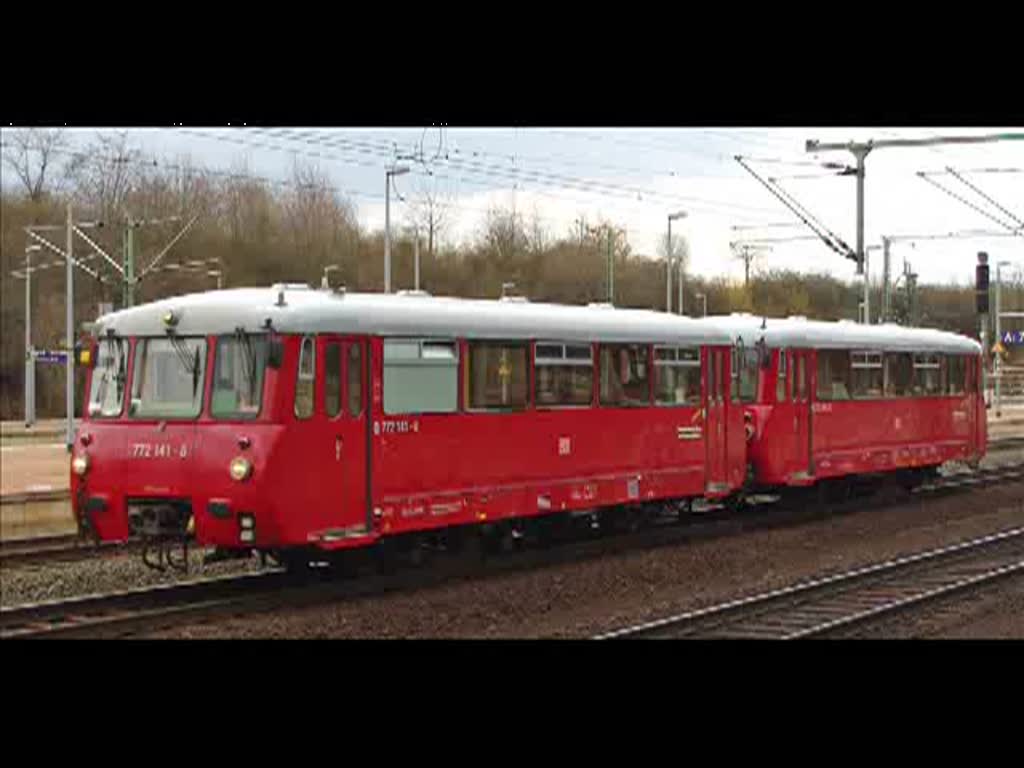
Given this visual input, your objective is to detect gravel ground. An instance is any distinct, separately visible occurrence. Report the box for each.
[0,548,266,607]
[139,480,1024,640]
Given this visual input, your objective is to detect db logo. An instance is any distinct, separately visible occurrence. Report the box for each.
[558,437,571,456]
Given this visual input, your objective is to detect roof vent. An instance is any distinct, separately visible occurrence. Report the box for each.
[587,302,615,309]
[500,296,529,303]
[396,289,431,298]
[787,315,808,322]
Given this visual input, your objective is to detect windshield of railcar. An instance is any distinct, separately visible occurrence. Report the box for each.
[129,337,207,419]
[211,334,269,418]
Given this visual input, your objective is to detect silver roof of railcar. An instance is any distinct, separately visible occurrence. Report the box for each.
[700,313,981,355]
[92,285,734,347]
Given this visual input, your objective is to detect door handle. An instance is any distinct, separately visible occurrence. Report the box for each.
[335,436,342,461]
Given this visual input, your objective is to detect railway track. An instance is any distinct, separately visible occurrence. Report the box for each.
[595,526,1024,639]
[3,460,1020,639]
[0,534,146,569]
[2,459,1021,573]
[0,570,291,639]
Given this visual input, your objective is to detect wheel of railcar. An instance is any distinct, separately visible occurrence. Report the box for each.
[722,494,745,515]
[676,498,694,523]
[374,539,401,575]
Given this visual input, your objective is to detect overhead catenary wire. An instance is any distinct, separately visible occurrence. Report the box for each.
[247,127,783,218]
[916,172,1022,234]
[735,155,856,262]
[941,166,1024,228]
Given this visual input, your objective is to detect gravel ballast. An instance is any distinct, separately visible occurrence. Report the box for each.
[138,480,1024,640]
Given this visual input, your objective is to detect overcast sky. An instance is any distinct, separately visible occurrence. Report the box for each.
[31,127,1024,286]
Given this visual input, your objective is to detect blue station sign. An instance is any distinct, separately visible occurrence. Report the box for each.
[35,350,69,364]
[1001,331,1024,346]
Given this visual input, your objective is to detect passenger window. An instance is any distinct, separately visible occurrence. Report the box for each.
[776,350,787,403]
[654,347,702,407]
[535,342,593,407]
[850,351,883,400]
[467,342,528,411]
[295,336,315,419]
[323,342,342,418]
[884,353,914,397]
[383,339,458,415]
[965,357,977,394]
[816,350,848,401]
[348,343,362,416]
[947,355,966,395]
[601,344,650,406]
[914,353,944,396]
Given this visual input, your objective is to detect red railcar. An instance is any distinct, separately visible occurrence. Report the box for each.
[700,314,987,492]
[71,285,746,564]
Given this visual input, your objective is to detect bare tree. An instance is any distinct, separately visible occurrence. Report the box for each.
[65,132,144,223]
[408,178,452,261]
[479,205,530,263]
[1,128,68,201]
[526,206,548,253]
[656,231,690,273]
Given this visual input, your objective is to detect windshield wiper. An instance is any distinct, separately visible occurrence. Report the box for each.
[235,327,257,402]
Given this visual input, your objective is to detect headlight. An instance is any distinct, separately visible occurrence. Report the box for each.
[72,454,90,476]
[229,456,252,481]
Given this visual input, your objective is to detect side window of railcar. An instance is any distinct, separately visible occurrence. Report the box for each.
[817,350,849,401]
[466,342,528,411]
[323,342,342,418]
[348,343,363,416]
[535,342,593,407]
[776,350,787,403]
[87,338,128,418]
[600,344,651,407]
[947,355,966,395]
[850,351,883,400]
[884,352,914,397]
[913,353,944,396]
[294,336,315,419]
[654,347,701,407]
[383,339,458,415]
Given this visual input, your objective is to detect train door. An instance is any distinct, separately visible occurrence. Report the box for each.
[704,347,729,494]
[328,335,369,533]
[792,349,813,479]
[302,335,369,538]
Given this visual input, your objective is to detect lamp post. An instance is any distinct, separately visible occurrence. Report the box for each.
[384,165,410,293]
[695,292,708,318]
[24,244,41,427]
[667,211,687,313]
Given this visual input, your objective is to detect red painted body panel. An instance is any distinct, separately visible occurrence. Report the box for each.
[74,334,746,553]
[743,348,987,489]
